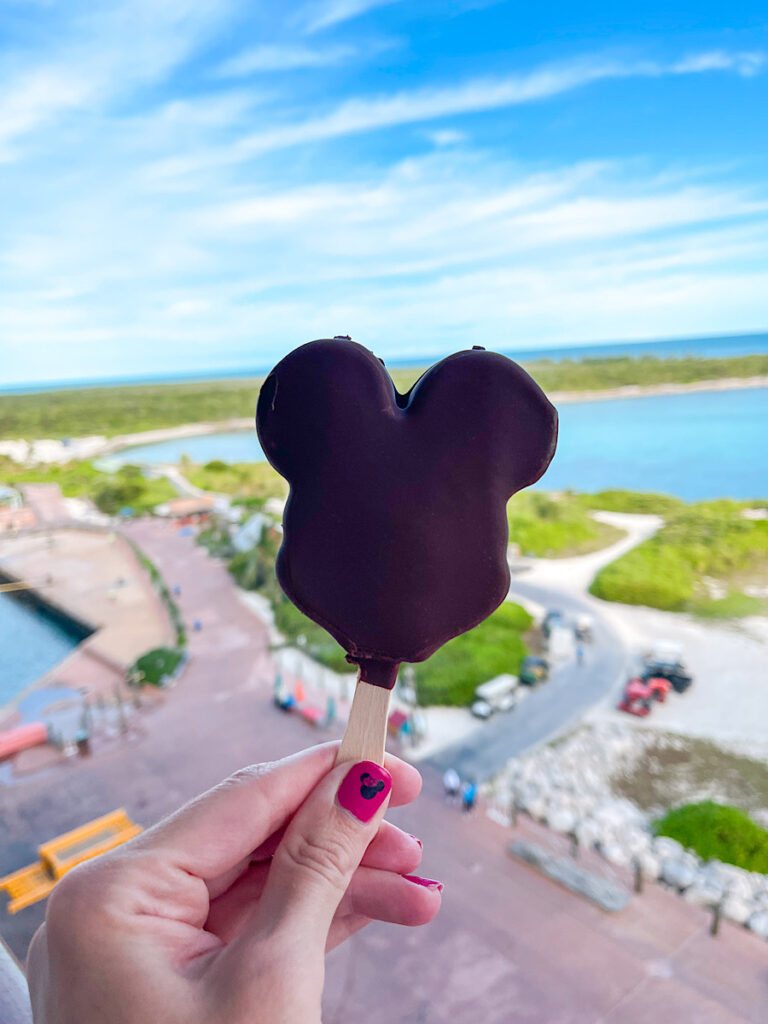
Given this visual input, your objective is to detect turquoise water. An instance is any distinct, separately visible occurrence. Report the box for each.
[0,593,81,706]
[113,387,768,501]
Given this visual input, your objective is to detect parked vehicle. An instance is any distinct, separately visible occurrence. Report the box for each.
[542,609,564,638]
[471,674,519,719]
[642,660,693,693]
[519,656,549,686]
[617,690,652,717]
[625,676,671,704]
[574,613,594,642]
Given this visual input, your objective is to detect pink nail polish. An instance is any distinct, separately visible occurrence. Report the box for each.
[407,834,423,849]
[337,761,392,823]
[403,874,444,892]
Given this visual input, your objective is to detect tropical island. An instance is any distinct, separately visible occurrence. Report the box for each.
[2,351,768,442]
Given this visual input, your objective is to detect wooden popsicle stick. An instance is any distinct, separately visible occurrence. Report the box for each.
[335,671,391,766]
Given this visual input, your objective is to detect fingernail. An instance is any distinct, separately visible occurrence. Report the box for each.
[337,761,392,823]
[403,874,444,892]
[408,833,423,849]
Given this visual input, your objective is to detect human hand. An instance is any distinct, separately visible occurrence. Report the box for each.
[27,743,441,1023]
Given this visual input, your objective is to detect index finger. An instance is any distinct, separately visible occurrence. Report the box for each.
[131,743,421,880]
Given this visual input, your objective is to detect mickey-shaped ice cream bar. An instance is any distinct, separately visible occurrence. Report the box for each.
[257,337,557,765]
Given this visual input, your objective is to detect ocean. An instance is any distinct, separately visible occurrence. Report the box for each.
[2,331,766,396]
[113,386,768,502]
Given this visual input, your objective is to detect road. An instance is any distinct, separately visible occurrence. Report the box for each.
[427,578,627,780]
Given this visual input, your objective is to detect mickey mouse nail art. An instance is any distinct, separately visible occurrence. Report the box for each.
[337,761,391,822]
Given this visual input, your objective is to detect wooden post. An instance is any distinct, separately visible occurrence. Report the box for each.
[633,858,644,894]
[710,901,722,937]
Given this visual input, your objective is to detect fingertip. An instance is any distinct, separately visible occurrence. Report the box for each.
[383,753,422,806]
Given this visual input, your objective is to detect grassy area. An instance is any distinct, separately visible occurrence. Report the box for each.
[582,489,684,517]
[507,491,623,557]
[590,499,768,616]
[186,460,287,505]
[654,801,768,872]
[413,601,533,707]
[0,456,176,515]
[3,352,767,440]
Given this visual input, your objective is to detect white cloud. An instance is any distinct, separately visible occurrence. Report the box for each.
[299,0,402,34]
[0,0,235,157]
[671,51,765,76]
[425,128,466,147]
[216,43,355,76]
[229,51,766,160]
[0,67,93,159]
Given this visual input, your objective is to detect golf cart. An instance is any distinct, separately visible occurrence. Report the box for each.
[642,642,693,693]
[519,655,549,686]
[574,613,594,643]
[471,674,519,719]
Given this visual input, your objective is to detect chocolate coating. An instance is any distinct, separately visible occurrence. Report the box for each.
[256,339,558,688]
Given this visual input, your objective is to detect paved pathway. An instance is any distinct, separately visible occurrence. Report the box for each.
[428,578,627,780]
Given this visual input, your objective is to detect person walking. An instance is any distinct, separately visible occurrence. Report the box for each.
[443,767,460,804]
[461,778,477,814]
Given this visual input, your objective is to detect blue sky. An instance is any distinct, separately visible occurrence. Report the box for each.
[1,0,767,384]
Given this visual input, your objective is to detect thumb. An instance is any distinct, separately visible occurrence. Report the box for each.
[246,760,391,948]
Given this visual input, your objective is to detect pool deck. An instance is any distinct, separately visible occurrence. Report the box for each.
[0,520,765,1021]
[0,526,173,724]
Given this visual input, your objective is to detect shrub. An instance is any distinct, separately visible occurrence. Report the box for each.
[129,647,183,687]
[590,545,695,610]
[586,489,683,516]
[413,602,532,707]
[654,801,768,872]
[590,499,768,616]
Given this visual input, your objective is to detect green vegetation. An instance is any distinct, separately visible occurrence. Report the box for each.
[583,489,684,517]
[590,499,768,615]
[525,353,768,395]
[0,456,175,515]
[413,602,533,707]
[654,800,768,872]
[3,352,767,440]
[507,491,623,557]
[128,647,184,687]
[187,460,286,505]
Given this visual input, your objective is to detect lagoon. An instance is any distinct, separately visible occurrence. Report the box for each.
[115,387,768,502]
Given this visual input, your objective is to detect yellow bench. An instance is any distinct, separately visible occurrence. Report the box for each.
[0,809,142,914]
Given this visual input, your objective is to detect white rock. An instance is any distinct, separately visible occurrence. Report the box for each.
[684,885,723,908]
[747,911,768,939]
[721,896,754,925]
[602,843,631,868]
[547,808,577,834]
[654,836,685,859]
[577,819,602,851]
[637,851,660,881]
[660,859,697,890]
